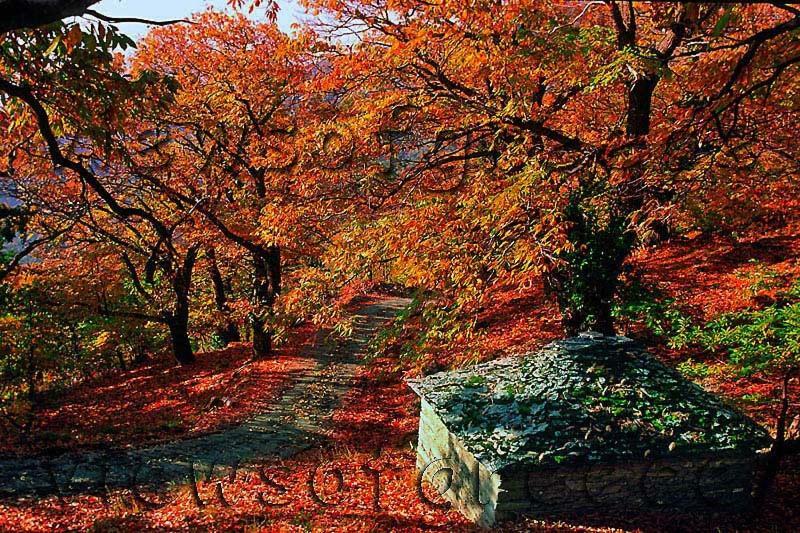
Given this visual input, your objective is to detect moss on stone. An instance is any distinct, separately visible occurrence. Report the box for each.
[409,334,771,472]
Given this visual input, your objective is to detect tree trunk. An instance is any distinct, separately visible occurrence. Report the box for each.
[754,370,795,511]
[251,315,272,358]
[560,290,617,337]
[166,246,199,365]
[548,64,656,338]
[115,350,127,371]
[218,321,241,346]
[550,3,696,338]
[208,248,240,345]
[132,346,150,367]
[552,77,650,337]
[167,314,194,365]
[550,255,627,337]
[250,245,280,359]
[626,76,658,137]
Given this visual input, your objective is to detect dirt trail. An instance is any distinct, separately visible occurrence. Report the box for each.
[0,297,410,499]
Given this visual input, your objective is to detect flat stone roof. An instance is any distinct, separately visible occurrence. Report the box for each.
[409,334,771,472]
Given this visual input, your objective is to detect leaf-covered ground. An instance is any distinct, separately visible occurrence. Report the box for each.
[0,324,317,456]
[2,355,799,532]
[634,219,800,432]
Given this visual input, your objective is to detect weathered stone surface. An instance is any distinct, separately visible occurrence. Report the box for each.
[409,334,771,527]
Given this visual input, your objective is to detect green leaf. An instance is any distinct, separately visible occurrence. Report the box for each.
[713,8,733,37]
[44,35,61,56]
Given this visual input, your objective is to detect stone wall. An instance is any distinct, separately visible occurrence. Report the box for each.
[495,453,760,521]
[416,397,499,527]
[410,335,771,527]
[416,396,764,527]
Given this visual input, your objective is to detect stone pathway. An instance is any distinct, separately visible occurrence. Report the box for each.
[0,296,410,500]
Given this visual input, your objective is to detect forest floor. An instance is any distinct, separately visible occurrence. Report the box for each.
[0,296,410,501]
[2,221,800,531]
[0,332,316,456]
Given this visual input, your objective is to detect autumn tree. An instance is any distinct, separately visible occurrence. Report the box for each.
[131,13,357,358]
[2,107,209,364]
[306,0,800,336]
[0,18,211,364]
[1,9,352,365]
[205,247,242,346]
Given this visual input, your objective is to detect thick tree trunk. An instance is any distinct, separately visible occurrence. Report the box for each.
[560,290,617,337]
[626,76,658,137]
[565,53,655,336]
[132,346,150,367]
[115,350,127,371]
[251,315,272,357]
[547,184,633,337]
[208,248,240,345]
[549,245,628,337]
[552,2,697,338]
[166,246,199,365]
[167,314,194,365]
[250,245,280,359]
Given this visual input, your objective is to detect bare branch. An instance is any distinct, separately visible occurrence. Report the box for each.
[0,76,173,241]
[85,9,193,27]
